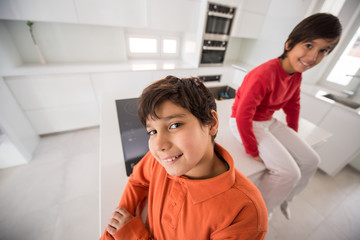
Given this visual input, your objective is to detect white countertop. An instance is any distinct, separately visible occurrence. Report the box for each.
[1,60,198,77]
[301,84,360,115]
[99,91,332,235]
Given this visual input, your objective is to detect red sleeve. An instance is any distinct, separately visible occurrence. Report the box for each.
[99,151,156,240]
[282,87,300,132]
[235,75,267,157]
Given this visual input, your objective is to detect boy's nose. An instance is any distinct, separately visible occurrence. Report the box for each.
[307,50,319,63]
[153,134,171,152]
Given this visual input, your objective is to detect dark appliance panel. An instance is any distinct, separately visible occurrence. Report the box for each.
[204,3,235,40]
[116,98,149,176]
[200,40,227,66]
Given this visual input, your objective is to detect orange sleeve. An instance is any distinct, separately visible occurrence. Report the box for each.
[99,217,153,240]
[99,152,156,240]
[210,202,267,240]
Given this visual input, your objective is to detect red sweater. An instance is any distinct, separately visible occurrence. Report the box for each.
[100,144,268,239]
[231,58,301,157]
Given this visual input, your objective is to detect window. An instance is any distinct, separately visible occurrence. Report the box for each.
[129,38,157,53]
[126,34,180,58]
[326,26,360,86]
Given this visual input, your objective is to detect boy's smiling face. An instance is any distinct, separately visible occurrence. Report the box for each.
[145,100,219,179]
[281,38,337,74]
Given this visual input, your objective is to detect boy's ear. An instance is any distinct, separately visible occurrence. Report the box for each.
[285,40,291,51]
[209,110,219,136]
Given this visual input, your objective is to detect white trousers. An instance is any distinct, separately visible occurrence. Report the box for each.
[229,117,320,214]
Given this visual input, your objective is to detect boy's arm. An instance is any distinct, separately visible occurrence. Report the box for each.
[282,87,300,132]
[210,193,268,240]
[235,76,267,157]
[210,213,267,240]
[99,151,156,240]
[100,216,152,240]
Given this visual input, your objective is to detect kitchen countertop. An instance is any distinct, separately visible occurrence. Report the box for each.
[99,90,332,236]
[301,83,360,115]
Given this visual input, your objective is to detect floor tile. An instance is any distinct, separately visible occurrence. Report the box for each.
[299,170,347,217]
[325,195,360,240]
[268,196,324,240]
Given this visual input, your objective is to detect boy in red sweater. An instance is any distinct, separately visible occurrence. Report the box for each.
[100,76,268,239]
[230,13,342,219]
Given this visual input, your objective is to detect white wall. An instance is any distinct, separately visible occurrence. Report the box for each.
[234,0,314,69]
[0,21,22,75]
[0,77,39,167]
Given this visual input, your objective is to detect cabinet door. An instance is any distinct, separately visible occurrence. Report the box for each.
[231,0,271,39]
[26,103,99,134]
[316,106,360,176]
[91,71,153,104]
[231,11,266,39]
[300,93,333,125]
[147,0,201,32]
[5,74,97,110]
[75,0,146,27]
[0,0,78,23]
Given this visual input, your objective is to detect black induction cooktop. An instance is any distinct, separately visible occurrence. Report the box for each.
[115,98,149,176]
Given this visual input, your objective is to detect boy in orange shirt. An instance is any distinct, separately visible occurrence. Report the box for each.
[100,76,268,239]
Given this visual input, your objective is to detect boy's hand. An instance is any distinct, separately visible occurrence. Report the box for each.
[253,156,264,163]
[107,207,134,235]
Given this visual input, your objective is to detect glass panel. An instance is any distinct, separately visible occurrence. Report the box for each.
[327,26,360,86]
[129,38,157,53]
[163,39,177,54]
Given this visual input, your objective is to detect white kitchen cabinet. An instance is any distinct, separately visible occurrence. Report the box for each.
[26,103,99,134]
[231,0,272,39]
[91,71,153,104]
[5,73,99,134]
[0,0,78,23]
[5,74,97,110]
[147,0,201,32]
[300,92,333,125]
[231,12,266,39]
[75,0,146,27]
[232,65,247,88]
[316,105,360,176]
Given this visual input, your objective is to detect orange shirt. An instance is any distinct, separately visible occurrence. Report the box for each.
[100,144,268,239]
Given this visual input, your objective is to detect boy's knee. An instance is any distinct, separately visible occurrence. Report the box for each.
[302,152,321,172]
[278,166,301,186]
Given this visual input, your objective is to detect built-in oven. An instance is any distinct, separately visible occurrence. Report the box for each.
[200,3,235,67]
[200,40,227,66]
[204,3,235,41]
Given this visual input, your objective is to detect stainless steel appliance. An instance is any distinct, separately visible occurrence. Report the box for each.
[116,98,149,176]
[200,3,235,66]
[200,40,227,66]
[204,3,235,41]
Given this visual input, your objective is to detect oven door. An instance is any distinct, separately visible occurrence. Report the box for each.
[205,14,233,36]
[200,49,226,66]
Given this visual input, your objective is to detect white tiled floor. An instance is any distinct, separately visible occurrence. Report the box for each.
[0,127,359,240]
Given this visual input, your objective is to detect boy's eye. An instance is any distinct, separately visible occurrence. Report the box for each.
[147,129,157,135]
[320,49,329,54]
[170,123,182,129]
[305,44,312,49]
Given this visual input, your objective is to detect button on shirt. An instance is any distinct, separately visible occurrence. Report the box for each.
[100,144,268,240]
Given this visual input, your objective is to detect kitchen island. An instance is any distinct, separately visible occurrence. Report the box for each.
[99,91,332,236]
